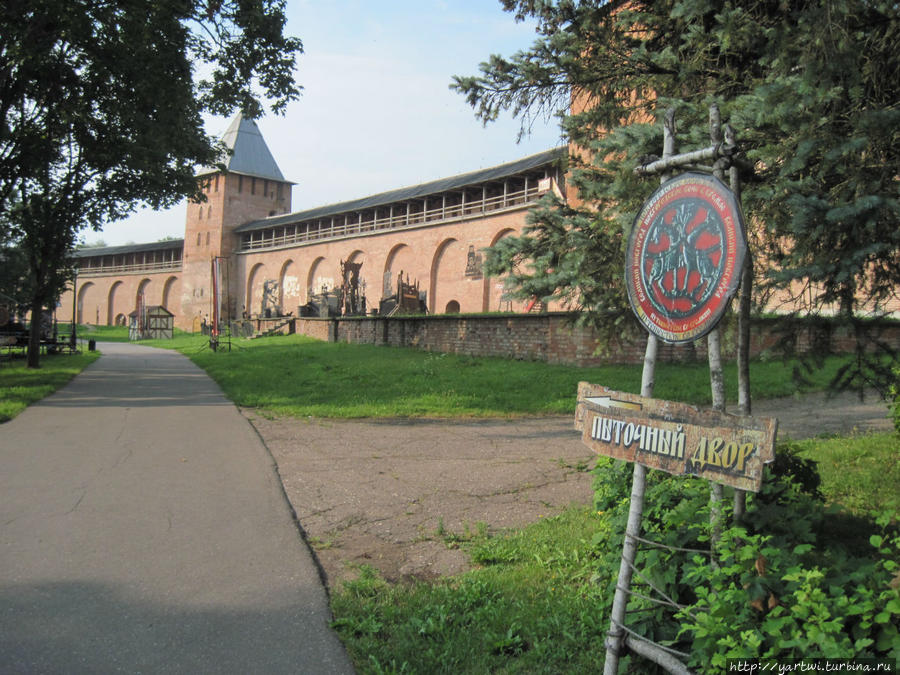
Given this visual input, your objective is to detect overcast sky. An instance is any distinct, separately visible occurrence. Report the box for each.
[94,0,564,246]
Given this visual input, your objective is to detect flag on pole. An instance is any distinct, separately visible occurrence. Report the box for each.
[211,258,221,339]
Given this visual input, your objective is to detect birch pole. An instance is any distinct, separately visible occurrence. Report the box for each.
[603,107,674,675]
[723,129,749,521]
[707,104,728,412]
[707,104,727,550]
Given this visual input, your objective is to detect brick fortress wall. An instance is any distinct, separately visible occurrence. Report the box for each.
[273,313,900,367]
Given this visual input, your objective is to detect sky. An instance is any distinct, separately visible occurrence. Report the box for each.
[93,0,564,246]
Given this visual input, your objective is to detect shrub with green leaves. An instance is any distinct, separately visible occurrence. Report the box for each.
[679,524,900,669]
[591,448,900,672]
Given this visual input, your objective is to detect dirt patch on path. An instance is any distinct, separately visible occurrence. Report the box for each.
[247,415,597,590]
[246,390,892,591]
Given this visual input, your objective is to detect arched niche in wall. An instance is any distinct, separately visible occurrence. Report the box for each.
[245,262,266,318]
[484,228,517,313]
[279,259,302,315]
[383,244,413,300]
[136,278,152,309]
[76,281,95,325]
[341,249,366,302]
[345,249,366,268]
[429,237,464,314]
[161,276,178,311]
[306,256,332,298]
[107,281,124,326]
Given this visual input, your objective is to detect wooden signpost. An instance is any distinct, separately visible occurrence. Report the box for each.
[575,383,776,493]
[580,383,777,673]
[589,107,777,674]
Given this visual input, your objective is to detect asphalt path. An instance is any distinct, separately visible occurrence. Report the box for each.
[0,342,354,674]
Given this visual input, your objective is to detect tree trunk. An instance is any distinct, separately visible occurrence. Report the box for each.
[707,326,726,412]
[707,325,726,554]
[27,296,43,368]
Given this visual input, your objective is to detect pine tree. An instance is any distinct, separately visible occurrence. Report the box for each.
[454,1,900,347]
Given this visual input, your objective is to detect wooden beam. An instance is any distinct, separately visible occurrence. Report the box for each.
[634,141,753,177]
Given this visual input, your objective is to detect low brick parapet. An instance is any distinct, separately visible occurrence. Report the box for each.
[286,313,900,366]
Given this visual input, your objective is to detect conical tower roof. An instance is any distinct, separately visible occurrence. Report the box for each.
[198,112,289,182]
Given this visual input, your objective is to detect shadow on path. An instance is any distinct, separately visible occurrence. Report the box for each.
[2,580,336,674]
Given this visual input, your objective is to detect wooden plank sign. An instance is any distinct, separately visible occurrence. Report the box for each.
[575,382,777,492]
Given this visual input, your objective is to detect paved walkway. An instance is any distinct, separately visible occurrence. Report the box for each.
[0,343,354,674]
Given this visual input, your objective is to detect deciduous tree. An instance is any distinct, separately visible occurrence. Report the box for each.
[0,0,302,366]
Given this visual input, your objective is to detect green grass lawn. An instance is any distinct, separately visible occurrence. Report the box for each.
[60,323,133,342]
[795,432,900,517]
[0,351,100,422]
[132,331,853,419]
[332,506,609,674]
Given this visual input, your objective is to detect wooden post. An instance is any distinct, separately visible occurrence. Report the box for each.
[603,108,673,675]
[727,122,751,520]
[707,104,728,551]
[707,103,728,416]
[603,460,648,675]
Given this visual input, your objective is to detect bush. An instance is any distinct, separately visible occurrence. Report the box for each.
[590,445,900,672]
[678,523,900,669]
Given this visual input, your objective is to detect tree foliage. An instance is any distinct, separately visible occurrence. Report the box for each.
[0,0,301,366]
[454,0,900,336]
[0,237,31,318]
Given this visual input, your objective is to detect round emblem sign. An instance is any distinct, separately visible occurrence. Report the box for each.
[626,173,747,344]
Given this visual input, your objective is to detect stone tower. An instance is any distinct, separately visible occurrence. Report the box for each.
[180,113,293,329]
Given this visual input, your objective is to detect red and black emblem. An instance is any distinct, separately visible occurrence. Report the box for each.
[626,173,747,344]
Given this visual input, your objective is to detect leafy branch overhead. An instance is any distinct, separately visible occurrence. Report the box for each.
[1,0,302,214]
[454,0,900,324]
[189,0,301,118]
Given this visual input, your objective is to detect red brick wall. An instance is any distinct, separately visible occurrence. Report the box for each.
[231,206,546,324]
[58,271,182,327]
[290,313,900,366]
